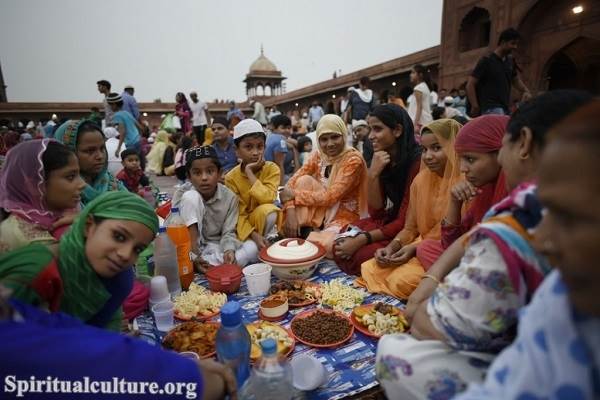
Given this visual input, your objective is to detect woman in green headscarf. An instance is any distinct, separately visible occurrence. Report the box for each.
[0,191,159,331]
[55,119,125,204]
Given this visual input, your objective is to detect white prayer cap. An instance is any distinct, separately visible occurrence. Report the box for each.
[233,119,264,140]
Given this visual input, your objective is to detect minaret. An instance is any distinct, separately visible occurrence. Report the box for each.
[0,59,6,102]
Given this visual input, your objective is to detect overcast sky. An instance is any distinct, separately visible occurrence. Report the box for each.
[0,0,442,103]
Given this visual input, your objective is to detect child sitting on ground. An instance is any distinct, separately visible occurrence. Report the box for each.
[173,146,259,270]
[225,119,281,250]
[116,149,150,194]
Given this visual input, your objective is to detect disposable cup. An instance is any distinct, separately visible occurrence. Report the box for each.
[150,276,169,300]
[291,354,328,391]
[243,263,272,296]
[179,351,200,361]
[152,301,174,332]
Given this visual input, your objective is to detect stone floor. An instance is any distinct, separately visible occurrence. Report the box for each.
[150,173,178,197]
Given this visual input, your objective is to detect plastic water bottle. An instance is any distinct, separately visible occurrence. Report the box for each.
[239,338,293,400]
[153,227,181,297]
[216,301,251,389]
[165,207,194,290]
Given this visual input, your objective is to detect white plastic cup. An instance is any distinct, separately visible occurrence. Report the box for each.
[179,351,200,361]
[150,276,170,301]
[243,263,272,296]
[291,354,328,391]
[152,301,174,332]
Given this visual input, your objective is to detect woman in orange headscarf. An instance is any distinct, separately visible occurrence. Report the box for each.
[280,114,368,257]
[416,115,509,269]
[360,119,462,299]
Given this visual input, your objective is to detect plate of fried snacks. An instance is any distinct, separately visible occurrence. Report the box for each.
[173,283,227,321]
[162,321,219,358]
[246,321,295,361]
[351,302,409,338]
[320,278,366,312]
[290,309,354,348]
[269,280,321,308]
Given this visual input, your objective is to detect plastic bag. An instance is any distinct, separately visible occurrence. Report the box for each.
[159,113,175,133]
[172,115,182,130]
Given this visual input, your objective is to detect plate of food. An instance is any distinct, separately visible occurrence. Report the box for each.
[320,278,366,312]
[173,283,227,321]
[290,309,354,348]
[246,321,295,361]
[162,321,219,358]
[269,281,321,308]
[351,302,409,338]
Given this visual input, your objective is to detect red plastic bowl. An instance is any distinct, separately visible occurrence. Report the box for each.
[205,264,242,294]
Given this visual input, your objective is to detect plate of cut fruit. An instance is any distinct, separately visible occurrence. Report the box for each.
[350,302,409,338]
[246,321,295,361]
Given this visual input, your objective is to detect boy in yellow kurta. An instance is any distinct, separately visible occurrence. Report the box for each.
[224,119,282,250]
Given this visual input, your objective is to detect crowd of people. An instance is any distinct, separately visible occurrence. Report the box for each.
[0,26,598,400]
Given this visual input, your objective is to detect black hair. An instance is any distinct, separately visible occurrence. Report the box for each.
[271,115,291,130]
[297,136,312,152]
[178,136,193,151]
[412,64,432,89]
[431,83,439,92]
[498,28,521,45]
[507,90,593,148]
[359,76,370,86]
[185,146,221,173]
[369,104,421,222]
[96,80,111,90]
[432,106,446,120]
[452,115,469,125]
[76,121,104,146]
[120,148,140,161]
[43,141,76,178]
[234,132,266,147]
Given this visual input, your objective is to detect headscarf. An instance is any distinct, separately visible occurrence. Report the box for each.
[0,139,66,229]
[145,130,172,174]
[454,115,509,226]
[315,114,368,218]
[408,119,462,239]
[370,104,421,221]
[0,191,158,330]
[54,119,123,204]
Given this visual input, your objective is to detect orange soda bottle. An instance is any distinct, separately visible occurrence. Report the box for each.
[165,207,195,290]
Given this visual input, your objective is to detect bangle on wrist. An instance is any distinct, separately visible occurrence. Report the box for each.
[422,274,441,285]
[362,231,372,245]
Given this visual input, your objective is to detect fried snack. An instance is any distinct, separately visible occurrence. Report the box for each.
[173,283,227,319]
[269,281,321,305]
[247,322,294,360]
[320,279,366,311]
[162,321,218,357]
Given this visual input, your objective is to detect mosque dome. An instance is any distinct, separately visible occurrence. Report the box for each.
[249,46,278,72]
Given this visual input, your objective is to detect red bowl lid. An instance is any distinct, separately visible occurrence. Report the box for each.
[206,264,242,281]
[259,238,326,264]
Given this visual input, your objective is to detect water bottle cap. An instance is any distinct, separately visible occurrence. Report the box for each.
[259,338,277,355]
[220,301,241,327]
[170,207,180,213]
[158,226,167,233]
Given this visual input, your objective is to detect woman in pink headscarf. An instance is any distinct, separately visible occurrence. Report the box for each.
[417,115,509,268]
[0,140,85,253]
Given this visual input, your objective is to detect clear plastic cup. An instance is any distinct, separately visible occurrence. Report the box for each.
[243,263,272,296]
[150,276,170,301]
[291,354,328,391]
[152,301,174,332]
